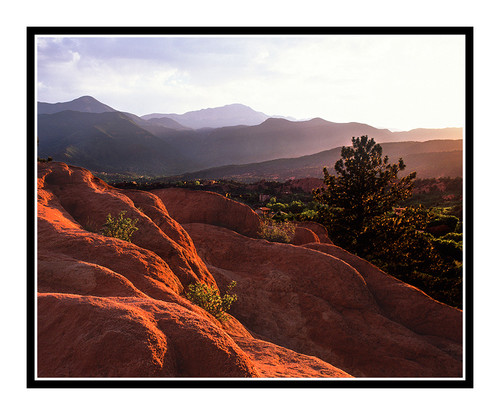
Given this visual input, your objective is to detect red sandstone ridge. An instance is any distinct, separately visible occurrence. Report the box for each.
[36,162,352,378]
[292,221,333,244]
[151,187,262,238]
[182,223,463,377]
[36,162,462,379]
[291,226,320,245]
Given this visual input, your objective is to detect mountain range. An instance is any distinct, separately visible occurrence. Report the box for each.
[37,96,463,179]
[142,103,270,129]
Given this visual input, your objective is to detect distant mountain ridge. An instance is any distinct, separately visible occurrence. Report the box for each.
[164,139,463,182]
[36,95,463,178]
[38,95,117,115]
[37,110,190,175]
[141,103,270,129]
[172,117,461,168]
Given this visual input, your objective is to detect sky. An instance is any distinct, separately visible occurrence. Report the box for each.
[36,34,466,131]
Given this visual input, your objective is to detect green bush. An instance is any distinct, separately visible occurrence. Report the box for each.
[258,218,296,243]
[186,281,237,322]
[100,211,139,242]
[266,201,287,212]
[298,209,318,222]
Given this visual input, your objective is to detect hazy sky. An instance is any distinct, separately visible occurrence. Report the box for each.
[36,34,465,131]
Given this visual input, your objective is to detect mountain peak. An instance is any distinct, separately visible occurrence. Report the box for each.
[222,103,250,108]
[73,95,100,103]
[38,96,116,115]
[143,103,270,129]
[260,117,294,127]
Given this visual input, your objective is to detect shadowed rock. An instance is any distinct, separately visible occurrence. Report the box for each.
[304,243,462,348]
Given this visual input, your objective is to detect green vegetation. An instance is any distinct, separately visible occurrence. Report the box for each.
[100,211,139,242]
[313,136,463,309]
[186,281,237,322]
[258,218,297,243]
[313,135,416,253]
[264,198,319,222]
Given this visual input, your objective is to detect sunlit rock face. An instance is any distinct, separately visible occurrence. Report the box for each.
[36,162,352,378]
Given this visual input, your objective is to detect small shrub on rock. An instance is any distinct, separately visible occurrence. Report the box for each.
[186,281,237,322]
[100,211,138,242]
[258,218,296,243]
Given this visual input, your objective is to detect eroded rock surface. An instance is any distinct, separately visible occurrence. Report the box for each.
[37,162,354,378]
[183,223,463,377]
[36,162,462,379]
[293,221,333,244]
[38,293,259,377]
[291,226,321,245]
[151,187,262,238]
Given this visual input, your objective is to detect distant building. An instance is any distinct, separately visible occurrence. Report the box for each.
[259,194,271,203]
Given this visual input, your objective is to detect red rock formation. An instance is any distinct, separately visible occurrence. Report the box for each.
[183,223,463,378]
[233,336,352,378]
[38,162,214,289]
[293,221,333,244]
[303,243,462,345]
[286,177,324,193]
[36,162,462,379]
[36,162,353,378]
[37,293,259,377]
[291,226,320,245]
[151,187,261,238]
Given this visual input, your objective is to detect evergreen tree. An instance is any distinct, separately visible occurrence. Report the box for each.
[313,135,416,255]
[313,136,462,308]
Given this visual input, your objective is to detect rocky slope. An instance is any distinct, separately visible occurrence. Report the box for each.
[36,162,462,378]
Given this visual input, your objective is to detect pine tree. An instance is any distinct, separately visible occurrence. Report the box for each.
[313,136,462,308]
[313,135,416,254]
